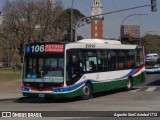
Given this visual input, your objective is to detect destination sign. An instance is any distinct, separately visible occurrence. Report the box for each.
[45,44,64,53]
[26,44,64,53]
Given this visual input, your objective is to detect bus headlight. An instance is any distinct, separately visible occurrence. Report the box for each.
[22,87,30,92]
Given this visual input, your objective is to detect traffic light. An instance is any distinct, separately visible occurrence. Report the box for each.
[151,0,157,12]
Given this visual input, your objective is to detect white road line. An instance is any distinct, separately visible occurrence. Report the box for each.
[129,89,141,92]
[145,87,157,92]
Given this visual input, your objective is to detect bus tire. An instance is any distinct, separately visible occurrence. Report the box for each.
[126,77,133,91]
[81,83,92,100]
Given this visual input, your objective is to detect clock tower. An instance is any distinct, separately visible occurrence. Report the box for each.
[91,0,103,39]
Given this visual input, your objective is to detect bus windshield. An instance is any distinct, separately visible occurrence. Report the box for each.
[24,54,64,83]
[146,59,160,69]
[146,56,160,69]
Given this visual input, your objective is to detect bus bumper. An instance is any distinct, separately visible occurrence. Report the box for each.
[22,89,83,99]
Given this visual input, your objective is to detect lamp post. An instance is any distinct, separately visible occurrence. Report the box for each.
[75,17,91,41]
[71,0,75,42]
[120,14,148,42]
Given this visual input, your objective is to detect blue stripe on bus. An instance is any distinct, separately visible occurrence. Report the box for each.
[53,80,97,93]
[120,69,136,79]
[53,68,142,93]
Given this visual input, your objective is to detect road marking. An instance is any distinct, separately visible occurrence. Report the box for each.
[129,88,141,92]
[145,87,157,92]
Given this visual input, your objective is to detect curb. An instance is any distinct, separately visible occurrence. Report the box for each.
[0,97,22,102]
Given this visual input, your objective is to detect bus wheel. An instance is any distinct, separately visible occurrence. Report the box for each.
[126,77,133,91]
[81,83,92,100]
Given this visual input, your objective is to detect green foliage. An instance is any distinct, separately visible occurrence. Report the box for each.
[122,34,160,54]
[0,69,21,81]
[121,35,140,45]
[55,8,85,41]
[142,34,160,54]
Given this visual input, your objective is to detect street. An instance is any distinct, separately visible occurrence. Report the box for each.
[0,74,160,112]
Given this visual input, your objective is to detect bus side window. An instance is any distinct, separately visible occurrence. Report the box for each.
[117,50,126,69]
[97,50,107,71]
[136,49,143,67]
[126,50,135,69]
[85,51,97,72]
[108,50,117,70]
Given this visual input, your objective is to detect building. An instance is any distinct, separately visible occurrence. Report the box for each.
[121,25,140,38]
[91,0,103,39]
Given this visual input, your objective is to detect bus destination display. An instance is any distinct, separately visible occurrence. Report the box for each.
[26,44,64,53]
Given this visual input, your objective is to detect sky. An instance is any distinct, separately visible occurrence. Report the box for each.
[0,0,160,39]
[61,0,160,39]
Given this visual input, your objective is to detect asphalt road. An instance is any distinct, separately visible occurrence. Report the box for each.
[0,74,160,119]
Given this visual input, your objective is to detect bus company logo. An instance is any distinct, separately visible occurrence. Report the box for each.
[86,44,95,48]
[2,112,11,117]
[1,112,43,118]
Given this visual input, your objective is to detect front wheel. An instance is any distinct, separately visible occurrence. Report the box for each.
[126,77,133,91]
[81,83,92,100]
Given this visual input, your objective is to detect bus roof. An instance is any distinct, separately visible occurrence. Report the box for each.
[65,39,139,50]
[77,39,121,44]
[146,53,159,56]
[26,39,140,50]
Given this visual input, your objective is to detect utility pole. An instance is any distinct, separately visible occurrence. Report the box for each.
[71,0,74,42]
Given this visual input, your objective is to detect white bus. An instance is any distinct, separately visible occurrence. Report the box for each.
[22,39,146,100]
[145,53,160,73]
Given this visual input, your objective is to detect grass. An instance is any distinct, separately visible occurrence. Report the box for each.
[0,69,22,82]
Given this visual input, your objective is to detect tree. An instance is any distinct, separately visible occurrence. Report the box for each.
[0,0,64,65]
[54,8,85,41]
[0,0,85,67]
[142,34,160,54]
[121,34,140,44]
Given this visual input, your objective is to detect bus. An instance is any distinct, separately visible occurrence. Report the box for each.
[145,53,160,73]
[22,39,146,100]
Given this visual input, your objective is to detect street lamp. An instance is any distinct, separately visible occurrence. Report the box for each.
[71,0,75,42]
[75,17,91,41]
[120,14,148,42]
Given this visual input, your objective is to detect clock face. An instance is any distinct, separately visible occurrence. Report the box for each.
[93,8,100,14]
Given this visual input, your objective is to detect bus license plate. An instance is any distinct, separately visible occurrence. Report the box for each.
[39,94,45,98]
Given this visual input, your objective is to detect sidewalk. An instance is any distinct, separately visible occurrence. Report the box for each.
[0,92,22,101]
[0,79,23,101]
